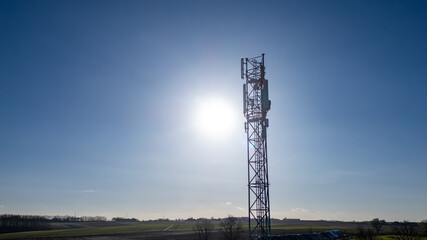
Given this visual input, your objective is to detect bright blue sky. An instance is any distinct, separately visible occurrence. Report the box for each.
[1,0,426,221]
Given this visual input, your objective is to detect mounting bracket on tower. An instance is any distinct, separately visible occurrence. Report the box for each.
[241,54,272,240]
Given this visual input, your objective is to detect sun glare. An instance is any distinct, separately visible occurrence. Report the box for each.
[194,98,237,138]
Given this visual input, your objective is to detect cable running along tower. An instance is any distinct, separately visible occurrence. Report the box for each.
[241,54,271,240]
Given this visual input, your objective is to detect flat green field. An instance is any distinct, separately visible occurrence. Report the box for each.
[378,236,427,240]
[1,221,425,240]
[0,221,193,239]
[0,221,345,239]
[271,223,351,231]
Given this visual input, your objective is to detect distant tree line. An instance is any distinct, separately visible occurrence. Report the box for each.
[112,217,139,222]
[50,215,107,222]
[0,214,109,233]
[0,214,50,233]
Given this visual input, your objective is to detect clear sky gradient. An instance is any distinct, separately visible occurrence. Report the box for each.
[1,0,426,221]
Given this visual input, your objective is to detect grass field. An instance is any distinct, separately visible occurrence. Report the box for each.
[0,220,348,239]
[0,221,187,239]
[1,220,426,240]
[378,236,427,240]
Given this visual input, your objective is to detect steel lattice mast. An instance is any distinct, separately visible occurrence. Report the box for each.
[241,54,271,240]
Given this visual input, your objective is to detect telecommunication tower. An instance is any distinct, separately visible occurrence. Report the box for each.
[241,54,271,240]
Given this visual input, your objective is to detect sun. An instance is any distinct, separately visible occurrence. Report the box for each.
[194,97,237,138]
